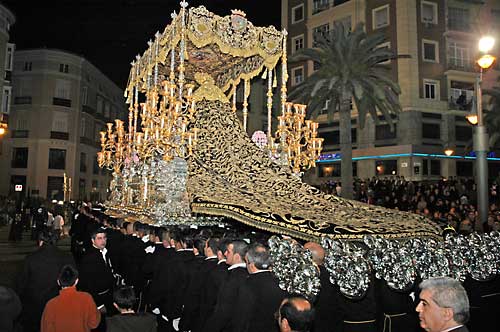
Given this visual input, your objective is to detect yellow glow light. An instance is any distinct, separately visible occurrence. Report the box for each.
[479,36,495,53]
[477,54,496,70]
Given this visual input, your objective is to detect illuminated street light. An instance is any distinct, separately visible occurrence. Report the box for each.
[444,147,454,156]
[472,36,496,226]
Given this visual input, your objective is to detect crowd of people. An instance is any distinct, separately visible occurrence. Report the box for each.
[320,176,500,233]
[0,201,491,332]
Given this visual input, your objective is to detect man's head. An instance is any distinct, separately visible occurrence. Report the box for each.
[126,222,134,235]
[217,238,231,261]
[277,295,315,332]
[57,264,79,288]
[416,277,469,332]
[205,237,219,257]
[194,236,208,256]
[303,242,325,266]
[245,243,270,273]
[225,240,248,266]
[91,227,107,250]
[113,286,136,312]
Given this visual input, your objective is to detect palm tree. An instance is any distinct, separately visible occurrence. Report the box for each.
[484,86,500,149]
[289,22,402,199]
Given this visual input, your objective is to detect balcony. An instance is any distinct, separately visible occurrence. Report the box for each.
[449,97,473,111]
[313,0,330,14]
[53,97,72,107]
[11,130,29,138]
[50,131,69,140]
[446,60,475,72]
[14,96,32,105]
[82,105,96,115]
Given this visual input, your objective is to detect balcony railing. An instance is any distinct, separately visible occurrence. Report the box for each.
[50,131,69,140]
[53,97,72,107]
[449,97,473,111]
[14,96,32,105]
[313,1,330,14]
[447,20,470,32]
[446,61,475,72]
[82,105,96,115]
[11,130,29,138]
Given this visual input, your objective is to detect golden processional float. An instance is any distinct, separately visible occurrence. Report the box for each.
[99,1,441,241]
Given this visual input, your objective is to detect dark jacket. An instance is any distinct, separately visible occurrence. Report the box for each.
[16,244,74,332]
[199,260,229,330]
[235,271,287,332]
[203,265,248,332]
[312,266,344,332]
[0,286,22,332]
[78,246,115,310]
[106,312,157,332]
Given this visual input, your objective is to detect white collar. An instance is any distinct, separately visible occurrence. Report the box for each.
[228,263,246,270]
[441,325,463,332]
[251,269,271,274]
[142,235,150,243]
[205,256,217,260]
[217,259,226,265]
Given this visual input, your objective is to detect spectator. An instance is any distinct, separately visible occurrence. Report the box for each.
[41,265,101,332]
[416,277,469,332]
[106,286,157,332]
[0,285,22,332]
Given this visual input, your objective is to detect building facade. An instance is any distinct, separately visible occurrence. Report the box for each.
[0,49,127,201]
[0,3,15,132]
[282,0,500,185]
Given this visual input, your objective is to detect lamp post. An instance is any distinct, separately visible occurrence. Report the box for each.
[467,36,496,226]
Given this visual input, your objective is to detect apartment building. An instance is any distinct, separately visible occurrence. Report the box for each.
[0,3,15,131]
[0,48,127,201]
[282,0,500,184]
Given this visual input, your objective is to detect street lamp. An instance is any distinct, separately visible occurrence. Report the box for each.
[444,146,454,157]
[469,36,496,226]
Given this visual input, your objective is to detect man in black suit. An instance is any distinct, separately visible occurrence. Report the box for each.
[78,227,116,315]
[235,243,287,332]
[17,228,74,332]
[203,239,249,332]
[303,242,343,332]
[198,237,228,330]
[416,277,470,332]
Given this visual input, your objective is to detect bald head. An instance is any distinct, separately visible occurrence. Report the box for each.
[278,296,315,332]
[304,242,325,266]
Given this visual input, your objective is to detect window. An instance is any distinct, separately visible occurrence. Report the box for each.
[421,1,438,24]
[52,112,69,133]
[292,4,304,23]
[422,40,439,62]
[372,5,390,29]
[448,7,470,31]
[320,130,339,146]
[11,148,28,168]
[292,35,304,54]
[92,179,98,190]
[93,156,100,174]
[97,96,103,114]
[456,161,473,177]
[450,81,474,109]
[291,67,304,86]
[319,164,341,177]
[313,24,330,47]
[423,79,439,100]
[447,41,470,69]
[455,125,472,141]
[104,102,110,118]
[48,149,66,169]
[82,86,88,105]
[422,123,441,139]
[5,43,14,71]
[23,62,32,71]
[430,159,441,175]
[79,179,86,200]
[378,42,392,64]
[80,152,87,172]
[375,124,397,140]
[2,86,11,114]
[313,0,329,14]
[47,176,64,200]
[55,79,71,99]
[334,16,352,31]
[59,63,69,73]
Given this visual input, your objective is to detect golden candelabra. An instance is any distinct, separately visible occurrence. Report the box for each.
[97,119,129,174]
[272,102,323,174]
[134,81,199,162]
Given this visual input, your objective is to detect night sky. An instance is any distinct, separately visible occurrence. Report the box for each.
[3,0,281,88]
